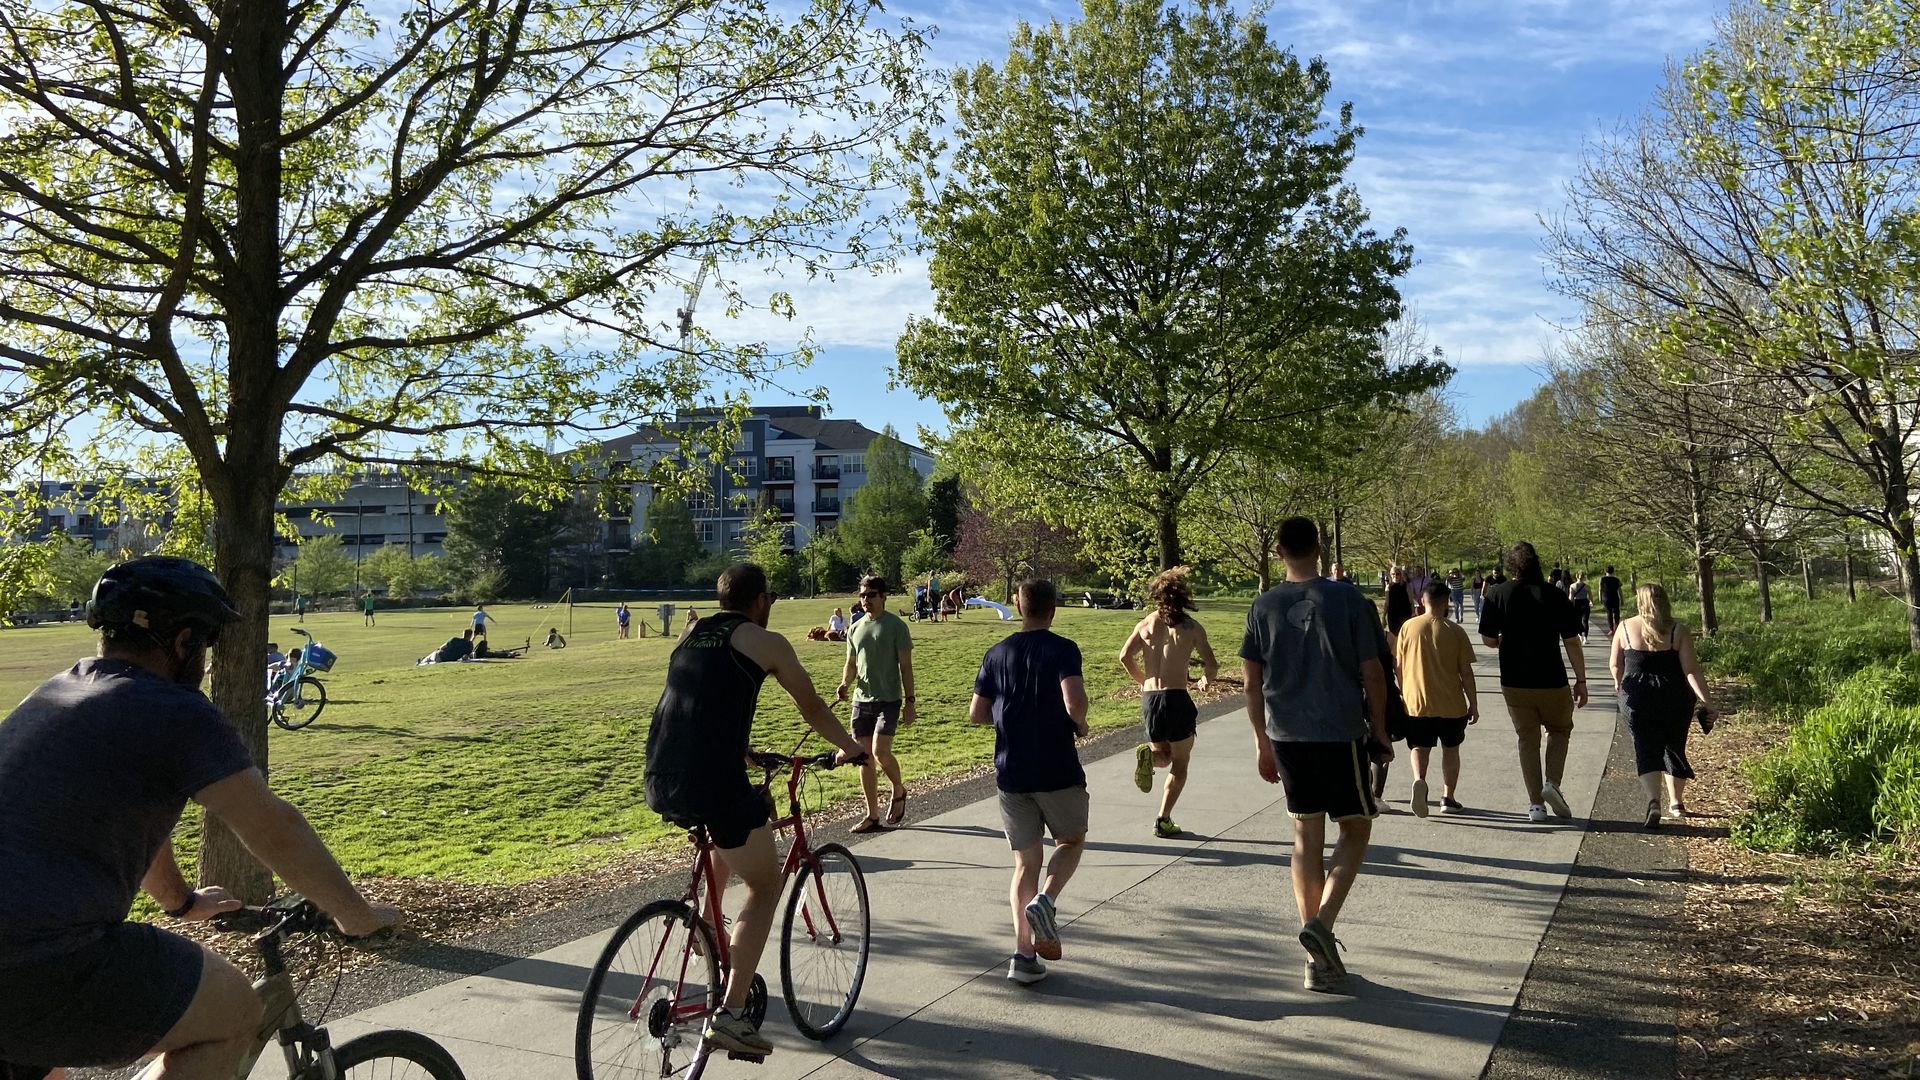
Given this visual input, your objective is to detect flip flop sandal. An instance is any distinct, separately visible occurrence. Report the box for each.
[850,816,883,834]
[885,792,907,826]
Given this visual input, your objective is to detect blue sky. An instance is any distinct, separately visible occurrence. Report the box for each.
[712,0,1725,435]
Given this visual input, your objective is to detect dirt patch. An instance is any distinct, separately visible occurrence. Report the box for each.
[1676,705,1920,1079]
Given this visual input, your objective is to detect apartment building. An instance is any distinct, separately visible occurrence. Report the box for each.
[275,472,451,559]
[598,405,936,552]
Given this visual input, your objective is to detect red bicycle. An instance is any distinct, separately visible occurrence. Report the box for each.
[575,746,871,1080]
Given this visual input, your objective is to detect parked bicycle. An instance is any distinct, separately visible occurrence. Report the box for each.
[218,894,465,1079]
[270,627,335,730]
[576,743,871,1080]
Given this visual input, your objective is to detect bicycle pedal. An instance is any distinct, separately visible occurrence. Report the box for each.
[725,1051,768,1064]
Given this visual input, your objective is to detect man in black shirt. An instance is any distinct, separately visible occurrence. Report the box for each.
[1600,566,1625,635]
[1479,542,1589,824]
[643,563,865,1058]
[970,579,1089,986]
[0,558,397,1080]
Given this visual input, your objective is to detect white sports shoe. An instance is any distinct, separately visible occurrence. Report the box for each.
[1540,781,1571,818]
[1528,804,1549,824]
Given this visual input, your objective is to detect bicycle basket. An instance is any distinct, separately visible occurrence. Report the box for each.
[303,643,338,672]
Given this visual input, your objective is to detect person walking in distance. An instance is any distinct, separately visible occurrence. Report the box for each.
[838,576,916,833]
[1396,580,1481,817]
[1241,518,1392,993]
[643,564,867,1058]
[1569,573,1592,641]
[1600,566,1625,635]
[1385,566,1415,636]
[362,592,376,627]
[969,580,1090,986]
[1121,567,1220,838]
[616,602,631,640]
[471,602,498,639]
[1479,541,1589,824]
[1446,567,1466,621]
[1610,583,1717,829]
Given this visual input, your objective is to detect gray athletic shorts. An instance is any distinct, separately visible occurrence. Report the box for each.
[997,786,1090,850]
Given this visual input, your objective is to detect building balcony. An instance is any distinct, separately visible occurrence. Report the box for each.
[812,499,841,515]
[811,465,840,480]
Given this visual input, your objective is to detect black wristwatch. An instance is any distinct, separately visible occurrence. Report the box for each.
[166,893,196,918]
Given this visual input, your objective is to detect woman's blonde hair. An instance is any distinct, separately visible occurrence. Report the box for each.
[1636,583,1676,650]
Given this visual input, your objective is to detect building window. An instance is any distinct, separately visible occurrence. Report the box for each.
[730,455,758,479]
[842,453,865,477]
[696,521,717,544]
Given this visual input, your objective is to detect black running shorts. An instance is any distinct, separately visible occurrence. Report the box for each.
[1273,739,1379,822]
[1141,689,1198,744]
[645,769,769,850]
[1402,715,1470,750]
[0,921,205,1075]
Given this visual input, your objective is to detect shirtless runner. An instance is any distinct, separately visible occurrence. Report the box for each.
[1120,567,1219,837]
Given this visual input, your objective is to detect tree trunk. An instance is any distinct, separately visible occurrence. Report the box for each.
[1256,544,1271,593]
[1154,505,1181,571]
[1695,552,1718,634]
[198,0,288,902]
[201,472,280,901]
[1332,505,1345,569]
[1900,521,1920,654]
[1845,545,1857,602]
[1755,541,1773,623]
[1802,553,1813,600]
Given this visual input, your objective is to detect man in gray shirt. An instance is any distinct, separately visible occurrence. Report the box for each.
[1240,517,1391,993]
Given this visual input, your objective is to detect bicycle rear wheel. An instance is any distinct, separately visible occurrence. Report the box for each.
[334,1029,466,1079]
[780,842,869,1040]
[275,676,327,730]
[578,899,720,1080]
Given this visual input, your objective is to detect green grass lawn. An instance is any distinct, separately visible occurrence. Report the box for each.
[1,596,1252,885]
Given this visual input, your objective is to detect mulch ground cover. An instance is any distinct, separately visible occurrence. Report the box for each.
[1676,701,1920,1079]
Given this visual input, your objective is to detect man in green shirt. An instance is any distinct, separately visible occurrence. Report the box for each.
[837,575,916,833]
[362,592,377,626]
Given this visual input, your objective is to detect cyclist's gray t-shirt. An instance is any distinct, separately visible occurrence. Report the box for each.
[1239,578,1379,743]
[0,659,253,964]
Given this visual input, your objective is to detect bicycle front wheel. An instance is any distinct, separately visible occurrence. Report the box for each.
[578,899,721,1080]
[275,677,327,730]
[781,842,870,1040]
[333,1029,466,1079]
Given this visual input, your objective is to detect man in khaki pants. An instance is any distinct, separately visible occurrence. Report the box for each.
[1477,541,1588,824]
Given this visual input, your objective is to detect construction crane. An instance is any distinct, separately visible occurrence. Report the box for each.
[675,255,718,352]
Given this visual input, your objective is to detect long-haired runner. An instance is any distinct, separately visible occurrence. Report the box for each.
[1120,567,1219,838]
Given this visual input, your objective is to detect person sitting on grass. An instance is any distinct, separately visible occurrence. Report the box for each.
[417,628,474,665]
[472,635,532,659]
[827,608,849,642]
[546,627,567,649]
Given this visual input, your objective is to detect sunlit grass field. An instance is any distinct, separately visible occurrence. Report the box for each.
[1,596,1252,885]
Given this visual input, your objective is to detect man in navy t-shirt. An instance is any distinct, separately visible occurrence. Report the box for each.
[969,579,1088,986]
[0,558,398,1080]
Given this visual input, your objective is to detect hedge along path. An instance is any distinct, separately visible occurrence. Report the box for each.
[0,598,1254,885]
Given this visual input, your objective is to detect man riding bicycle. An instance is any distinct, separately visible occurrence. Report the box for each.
[0,557,399,1080]
[643,563,866,1059]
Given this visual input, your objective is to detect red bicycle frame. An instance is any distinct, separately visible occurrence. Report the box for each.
[635,749,847,1027]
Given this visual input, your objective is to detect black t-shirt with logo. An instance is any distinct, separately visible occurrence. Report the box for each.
[0,659,254,964]
[1477,580,1582,689]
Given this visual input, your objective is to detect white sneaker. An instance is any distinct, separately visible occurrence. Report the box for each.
[1540,781,1571,818]
[1528,804,1548,824]
[1410,778,1429,819]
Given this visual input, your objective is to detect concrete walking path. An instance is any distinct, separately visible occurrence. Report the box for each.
[272,653,1621,1079]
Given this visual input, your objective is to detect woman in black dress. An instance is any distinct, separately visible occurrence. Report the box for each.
[1609,583,1717,829]
[1385,566,1414,635]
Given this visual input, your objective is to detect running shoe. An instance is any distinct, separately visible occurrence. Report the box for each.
[1154,817,1182,838]
[1298,918,1346,979]
[1024,894,1063,961]
[1644,800,1662,830]
[1528,804,1548,824]
[1304,959,1341,993]
[1133,743,1154,793]
[703,1008,773,1056]
[1440,796,1465,814]
[1411,778,1429,819]
[1540,780,1572,819]
[1007,954,1048,985]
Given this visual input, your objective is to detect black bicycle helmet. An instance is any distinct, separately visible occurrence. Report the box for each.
[87,556,241,646]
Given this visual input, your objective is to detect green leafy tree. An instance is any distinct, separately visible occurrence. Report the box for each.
[898,0,1446,570]
[926,475,963,556]
[837,428,927,586]
[29,537,115,608]
[0,1,932,895]
[631,495,706,587]
[900,529,945,582]
[740,510,798,597]
[442,481,571,599]
[360,544,438,598]
[276,535,354,598]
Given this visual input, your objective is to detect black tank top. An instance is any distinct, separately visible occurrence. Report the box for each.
[644,612,769,778]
